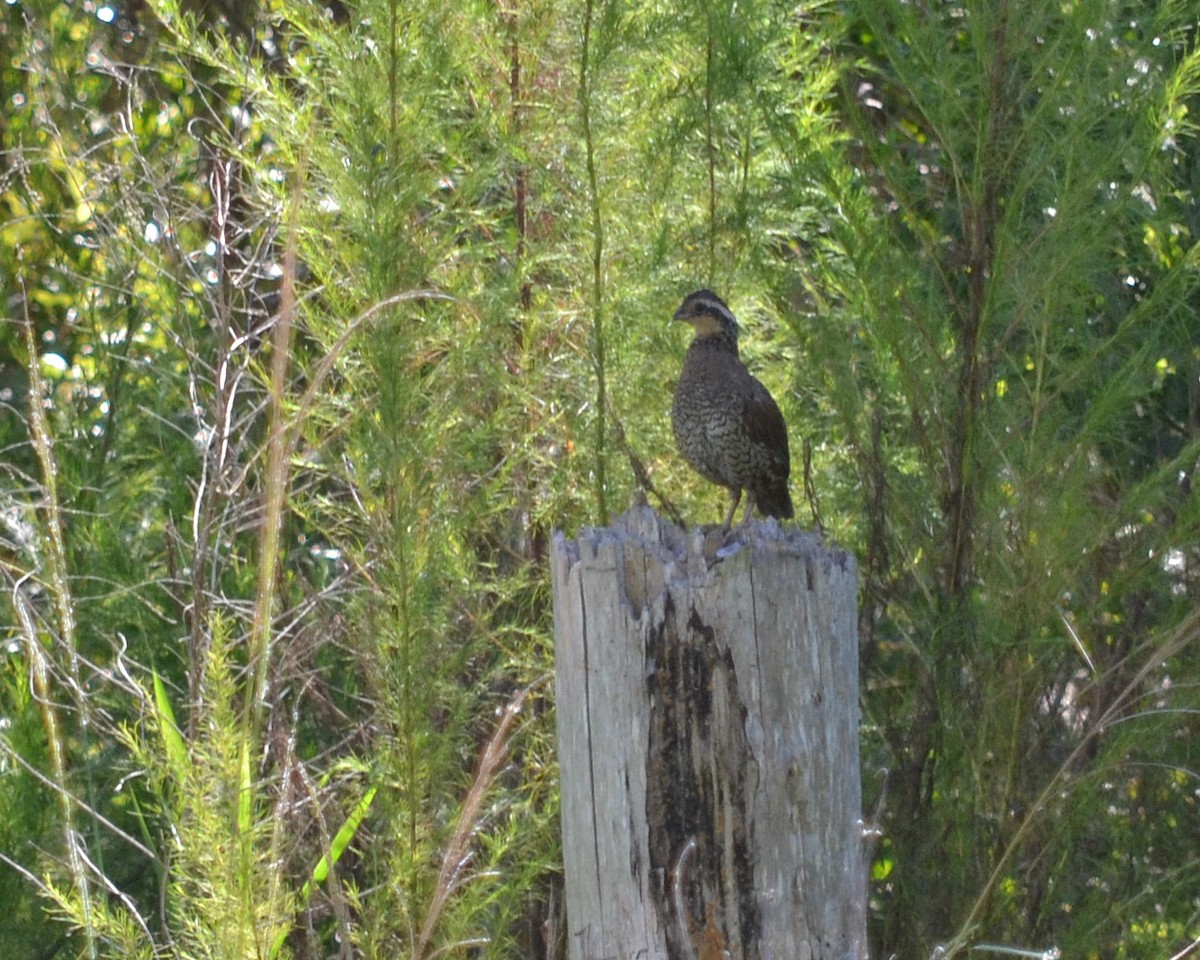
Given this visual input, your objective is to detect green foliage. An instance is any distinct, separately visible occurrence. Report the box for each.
[785,2,1200,956]
[1,0,1198,957]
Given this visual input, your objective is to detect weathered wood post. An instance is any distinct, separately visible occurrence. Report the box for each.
[552,505,864,960]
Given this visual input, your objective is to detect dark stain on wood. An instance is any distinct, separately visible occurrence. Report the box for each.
[644,594,761,959]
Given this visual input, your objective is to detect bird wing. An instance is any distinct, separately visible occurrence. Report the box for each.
[744,376,791,474]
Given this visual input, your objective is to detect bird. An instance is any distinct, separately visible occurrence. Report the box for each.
[670,289,794,530]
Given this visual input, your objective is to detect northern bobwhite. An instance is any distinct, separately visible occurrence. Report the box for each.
[671,289,794,529]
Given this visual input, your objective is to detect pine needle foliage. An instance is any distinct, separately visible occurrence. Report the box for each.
[1,0,1197,957]
[774,2,1200,956]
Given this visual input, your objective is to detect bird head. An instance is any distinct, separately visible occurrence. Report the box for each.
[673,289,739,343]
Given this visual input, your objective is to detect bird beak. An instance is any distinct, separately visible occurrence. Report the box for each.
[673,306,690,322]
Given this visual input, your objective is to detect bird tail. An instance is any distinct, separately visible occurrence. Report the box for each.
[756,485,794,520]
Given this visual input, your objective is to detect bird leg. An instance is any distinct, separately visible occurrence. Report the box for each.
[740,491,757,527]
[721,488,742,532]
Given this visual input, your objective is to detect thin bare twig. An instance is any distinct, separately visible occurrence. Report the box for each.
[414,679,543,959]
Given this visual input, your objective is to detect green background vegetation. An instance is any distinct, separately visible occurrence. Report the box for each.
[1,0,1198,957]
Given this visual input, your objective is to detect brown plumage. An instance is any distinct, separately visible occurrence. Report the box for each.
[671,289,794,529]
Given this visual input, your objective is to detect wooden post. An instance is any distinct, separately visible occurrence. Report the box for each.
[552,505,865,960]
